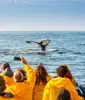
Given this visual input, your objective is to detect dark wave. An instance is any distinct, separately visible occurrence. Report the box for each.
[72,52,85,55]
[79,43,85,46]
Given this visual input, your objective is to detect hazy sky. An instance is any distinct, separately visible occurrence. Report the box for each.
[0,0,85,31]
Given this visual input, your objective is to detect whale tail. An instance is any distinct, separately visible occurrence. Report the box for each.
[26,40,50,51]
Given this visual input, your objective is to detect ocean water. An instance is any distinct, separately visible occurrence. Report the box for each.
[0,31,85,84]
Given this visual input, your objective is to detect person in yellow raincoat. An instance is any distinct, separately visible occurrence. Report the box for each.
[53,64,78,87]
[0,63,14,86]
[33,64,51,100]
[0,56,36,100]
[42,64,84,100]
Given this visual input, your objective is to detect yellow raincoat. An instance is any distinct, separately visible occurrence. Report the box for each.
[0,64,36,100]
[33,75,51,100]
[0,73,14,86]
[42,77,84,100]
[52,73,77,87]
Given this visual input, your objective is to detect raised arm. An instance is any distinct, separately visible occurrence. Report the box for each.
[20,56,36,88]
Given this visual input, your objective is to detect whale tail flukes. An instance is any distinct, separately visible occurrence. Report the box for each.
[26,40,50,51]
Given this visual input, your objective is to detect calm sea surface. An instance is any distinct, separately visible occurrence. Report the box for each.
[0,31,85,84]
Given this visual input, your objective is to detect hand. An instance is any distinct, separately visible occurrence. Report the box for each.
[20,56,28,65]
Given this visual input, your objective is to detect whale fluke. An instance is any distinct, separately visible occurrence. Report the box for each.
[26,40,50,51]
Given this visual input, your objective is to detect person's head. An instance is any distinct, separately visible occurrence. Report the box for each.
[17,68,27,80]
[35,64,48,84]
[56,64,72,80]
[13,70,24,82]
[57,88,71,100]
[1,63,10,71]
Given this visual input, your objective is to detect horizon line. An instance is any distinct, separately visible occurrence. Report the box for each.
[0,30,85,32]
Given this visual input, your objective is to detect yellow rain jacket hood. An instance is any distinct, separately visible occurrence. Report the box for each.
[43,77,84,100]
[0,73,14,86]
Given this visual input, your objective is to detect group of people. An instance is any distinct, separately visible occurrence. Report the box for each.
[0,56,84,100]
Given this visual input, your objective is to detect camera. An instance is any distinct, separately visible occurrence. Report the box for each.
[14,57,21,61]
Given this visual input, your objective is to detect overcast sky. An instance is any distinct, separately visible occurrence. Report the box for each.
[0,0,85,31]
